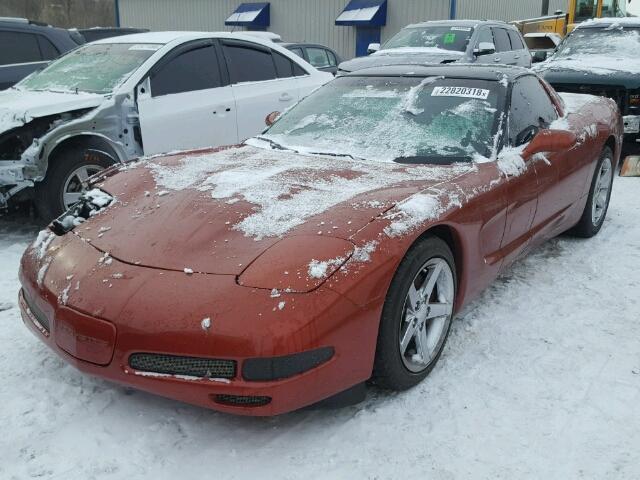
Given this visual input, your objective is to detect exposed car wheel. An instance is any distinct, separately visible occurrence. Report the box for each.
[35,145,116,221]
[570,146,614,238]
[373,235,456,390]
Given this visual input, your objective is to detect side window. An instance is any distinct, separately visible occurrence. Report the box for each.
[272,51,294,78]
[0,31,42,65]
[509,76,559,145]
[326,50,337,66]
[289,47,304,58]
[292,61,308,77]
[223,42,277,83]
[507,30,525,51]
[306,47,331,68]
[151,44,221,97]
[492,28,512,52]
[476,28,494,47]
[37,35,60,60]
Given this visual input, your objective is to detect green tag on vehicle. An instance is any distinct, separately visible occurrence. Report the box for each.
[443,33,456,44]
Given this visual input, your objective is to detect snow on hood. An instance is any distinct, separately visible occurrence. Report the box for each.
[0,88,104,134]
[535,55,640,76]
[149,145,472,240]
[340,49,463,72]
[81,145,474,274]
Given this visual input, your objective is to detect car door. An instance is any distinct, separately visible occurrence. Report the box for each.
[524,77,588,240]
[491,27,517,65]
[137,39,238,156]
[507,29,531,67]
[0,30,54,89]
[221,39,300,142]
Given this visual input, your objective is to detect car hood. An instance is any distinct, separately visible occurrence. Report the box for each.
[339,49,464,72]
[80,145,471,275]
[0,88,105,134]
[535,56,640,88]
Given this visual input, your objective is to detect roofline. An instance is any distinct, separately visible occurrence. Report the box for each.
[343,63,531,81]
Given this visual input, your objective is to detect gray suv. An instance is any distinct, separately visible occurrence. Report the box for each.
[338,20,531,74]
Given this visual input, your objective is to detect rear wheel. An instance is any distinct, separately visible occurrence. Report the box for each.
[35,144,116,221]
[570,147,614,238]
[373,236,456,390]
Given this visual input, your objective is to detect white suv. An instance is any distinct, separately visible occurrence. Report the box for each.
[0,31,332,219]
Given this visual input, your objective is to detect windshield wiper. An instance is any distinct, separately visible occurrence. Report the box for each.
[308,151,367,162]
[254,136,294,151]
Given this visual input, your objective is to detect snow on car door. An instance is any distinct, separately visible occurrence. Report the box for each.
[137,40,238,156]
[221,40,300,142]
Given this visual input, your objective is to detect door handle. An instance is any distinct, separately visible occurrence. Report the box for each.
[494,58,501,62]
[279,93,293,102]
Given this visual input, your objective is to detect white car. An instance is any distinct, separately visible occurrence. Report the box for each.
[0,31,332,219]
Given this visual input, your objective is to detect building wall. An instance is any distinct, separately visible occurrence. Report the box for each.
[0,0,115,28]
[456,0,566,21]
[119,0,568,60]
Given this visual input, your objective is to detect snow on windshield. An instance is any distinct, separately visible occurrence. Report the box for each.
[19,43,159,94]
[263,76,499,163]
[383,26,473,52]
[541,28,640,73]
[150,145,474,239]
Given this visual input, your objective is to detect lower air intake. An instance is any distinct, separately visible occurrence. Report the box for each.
[214,394,272,407]
[129,353,236,379]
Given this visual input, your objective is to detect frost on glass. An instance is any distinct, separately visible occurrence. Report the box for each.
[19,43,159,94]
[265,77,499,163]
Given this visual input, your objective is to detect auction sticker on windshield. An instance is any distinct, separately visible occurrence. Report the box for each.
[431,86,490,99]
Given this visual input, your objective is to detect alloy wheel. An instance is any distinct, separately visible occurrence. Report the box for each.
[399,257,455,373]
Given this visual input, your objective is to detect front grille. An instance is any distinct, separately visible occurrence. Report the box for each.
[214,394,272,407]
[129,353,236,379]
[552,83,628,113]
[22,289,50,333]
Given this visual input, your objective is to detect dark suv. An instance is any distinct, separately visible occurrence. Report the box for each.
[534,18,640,144]
[0,17,82,90]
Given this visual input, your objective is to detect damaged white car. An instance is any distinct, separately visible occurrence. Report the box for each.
[0,31,331,219]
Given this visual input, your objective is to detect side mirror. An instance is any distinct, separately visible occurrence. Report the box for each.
[523,129,577,158]
[474,42,496,56]
[367,43,380,55]
[532,50,549,63]
[265,111,280,126]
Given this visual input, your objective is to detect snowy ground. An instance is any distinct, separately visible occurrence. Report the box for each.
[1,178,639,479]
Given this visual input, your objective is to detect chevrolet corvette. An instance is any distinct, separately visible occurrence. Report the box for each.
[19,65,621,416]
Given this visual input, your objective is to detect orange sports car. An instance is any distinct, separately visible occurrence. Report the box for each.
[19,65,621,415]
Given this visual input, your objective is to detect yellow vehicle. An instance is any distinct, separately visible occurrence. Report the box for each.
[512,0,631,37]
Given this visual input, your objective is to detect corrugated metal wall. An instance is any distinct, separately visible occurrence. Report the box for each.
[119,0,568,60]
[456,0,566,21]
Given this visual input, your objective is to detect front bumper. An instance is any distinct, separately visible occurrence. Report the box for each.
[18,232,380,416]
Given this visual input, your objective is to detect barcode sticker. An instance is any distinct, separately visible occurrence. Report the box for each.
[431,86,490,99]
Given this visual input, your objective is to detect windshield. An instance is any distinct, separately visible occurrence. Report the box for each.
[260,76,502,164]
[554,28,640,59]
[382,25,473,52]
[19,43,160,94]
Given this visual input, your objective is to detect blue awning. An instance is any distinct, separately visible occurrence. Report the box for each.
[225,2,270,27]
[335,0,387,26]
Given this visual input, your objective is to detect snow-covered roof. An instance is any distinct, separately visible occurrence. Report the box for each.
[578,17,640,28]
[92,31,278,46]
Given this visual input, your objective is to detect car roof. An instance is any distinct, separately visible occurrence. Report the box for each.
[405,19,510,29]
[577,17,640,29]
[91,30,283,45]
[345,63,530,82]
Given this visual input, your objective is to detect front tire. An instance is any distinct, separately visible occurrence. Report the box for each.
[570,146,614,238]
[373,235,457,390]
[35,145,116,221]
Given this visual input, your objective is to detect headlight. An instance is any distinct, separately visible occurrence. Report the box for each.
[238,235,354,292]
